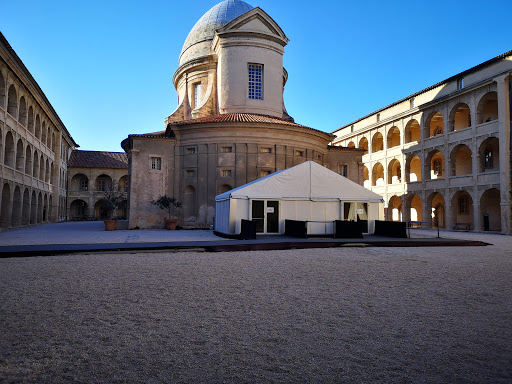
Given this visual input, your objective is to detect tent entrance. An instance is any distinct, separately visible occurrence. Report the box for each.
[251,200,280,234]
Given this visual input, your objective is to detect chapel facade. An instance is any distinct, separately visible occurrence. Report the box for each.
[332,52,512,234]
[122,0,363,229]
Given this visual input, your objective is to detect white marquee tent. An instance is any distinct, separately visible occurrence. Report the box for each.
[215,161,384,236]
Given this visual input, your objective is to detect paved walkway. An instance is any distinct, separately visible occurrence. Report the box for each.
[0,221,498,257]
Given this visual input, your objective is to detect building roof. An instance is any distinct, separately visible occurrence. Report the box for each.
[180,0,253,64]
[332,49,512,134]
[68,150,128,169]
[169,113,311,128]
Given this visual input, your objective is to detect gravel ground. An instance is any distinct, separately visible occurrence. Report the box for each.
[1,233,511,383]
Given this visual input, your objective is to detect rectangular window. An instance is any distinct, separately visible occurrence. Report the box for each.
[79,179,88,191]
[151,157,161,170]
[97,180,106,191]
[410,98,415,108]
[295,150,304,157]
[260,147,271,153]
[185,169,195,177]
[193,83,202,108]
[457,78,464,90]
[484,151,493,169]
[376,113,381,122]
[248,64,263,100]
[186,147,196,154]
[260,170,271,178]
[220,146,232,153]
[339,164,348,177]
[221,169,232,177]
[459,196,469,214]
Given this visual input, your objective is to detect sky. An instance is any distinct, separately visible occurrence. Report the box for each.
[1,0,511,152]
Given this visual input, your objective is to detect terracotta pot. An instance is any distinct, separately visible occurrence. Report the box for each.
[104,219,117,231]
[165,219,178,230]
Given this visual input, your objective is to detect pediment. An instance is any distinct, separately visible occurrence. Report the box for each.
[216,7,289,44]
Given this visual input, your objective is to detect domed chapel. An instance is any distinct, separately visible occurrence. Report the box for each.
[122,0,363,229]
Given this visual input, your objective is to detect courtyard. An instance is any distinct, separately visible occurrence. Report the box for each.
[0,230,511,383]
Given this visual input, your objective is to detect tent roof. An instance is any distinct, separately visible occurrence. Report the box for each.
[215,161,384,202]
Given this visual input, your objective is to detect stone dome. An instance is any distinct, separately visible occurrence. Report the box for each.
[179,0,254,66]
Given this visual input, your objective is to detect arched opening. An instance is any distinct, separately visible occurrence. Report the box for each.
[387,159,401,184]
[71,174,89,192]
[94,200,109,219]
[386,126,400,149]
[118,175,128,192]
[426,150,445,179]
[46,127,51,148]
[183,185,196,223]
[35,114,41,139]
[0,72,5,108]
[477,91,498,124]
[45,158,50,182]
[479,137,499,173]
[39,154,45,180]
[49,195,53,221]
[363,166,369,188]
[480,188,501,231]
[52,132,58,153]
[33,150,39,178]
[451,191,473,230]
[70,199,88,220]
[15,139,24,172]
[372,162,384,186]
[27,106,34,134]
[388,195,402,222]
[41,122,47,145]
[22,188,30,225]
[450,144,472,176]
[37,192,43,223]
[407,194,423,223]
[30,191,37,224]
[426,111,444,138]
[404,119,420,143]
[0,184,11,228]
[43,194,48,221]
[25,145,32,175]
[371,132,383,153]
[450,103,471,131]
[358,137,368,155]
[219,184,232,194]
[405,154,421,182]
[19,96,27,127]
[428,192,445,228]
[4,131,15,168]
[96,174,112,191]
[347,141,355,148]
[7,85,17,117]
[11,186,22,227]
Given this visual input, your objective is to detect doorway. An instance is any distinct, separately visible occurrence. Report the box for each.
[251,200,280,234]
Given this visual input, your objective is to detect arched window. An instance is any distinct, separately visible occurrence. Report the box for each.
[15,139,24,172]
[4,131,15,168]
[426,112,444,138]
[27,106,34,134]
[404,119,420,143]
[35,115,41,139]
[477,92,498,124]
[371,132,383,153]
[19,96,27,126]
[450,144,472,176]
[426,150,445,179]
[96,174,113,191]
[406,154,421,182]
[0,72,5,109]
[41,122,47,145]
[372,162,384,186]
[25,145,32,175]
[7,85,17,117]
[358,137,368,155]
[387,159,401,184]
[39,154,45,180]
[33,150,39,177]
[450,103,471,131]
[479,137,499,172]
[387,126,400,149]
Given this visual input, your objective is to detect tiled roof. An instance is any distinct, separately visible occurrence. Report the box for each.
[68,150,128,169]
[327,145,365,151]
[169,113,311,128]
[129,130,170,139]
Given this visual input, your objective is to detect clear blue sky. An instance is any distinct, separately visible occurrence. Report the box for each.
[2,0,510,152]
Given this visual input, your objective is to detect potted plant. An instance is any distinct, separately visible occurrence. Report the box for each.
[99,186,127,231]
[150,195,183,230]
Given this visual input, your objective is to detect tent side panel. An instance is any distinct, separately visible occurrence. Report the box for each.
[367,202,384,235]
[234,199,249,235]
[280,200,296,234]
[215,200,230,234]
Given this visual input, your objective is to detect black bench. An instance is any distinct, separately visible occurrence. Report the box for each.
[454,222,471,230]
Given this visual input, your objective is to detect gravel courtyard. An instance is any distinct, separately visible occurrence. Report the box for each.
[1,232,511,383]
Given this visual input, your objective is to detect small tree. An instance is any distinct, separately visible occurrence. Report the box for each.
[150,195,182,220]
[99,186,127,220]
